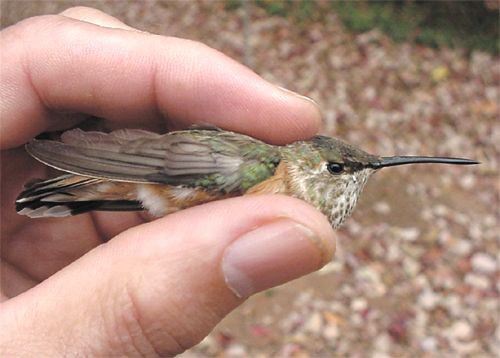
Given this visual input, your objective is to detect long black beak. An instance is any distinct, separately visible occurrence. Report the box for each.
[371,156,479,169]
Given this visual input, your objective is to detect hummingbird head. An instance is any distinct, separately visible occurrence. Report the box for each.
[284,135,478,228]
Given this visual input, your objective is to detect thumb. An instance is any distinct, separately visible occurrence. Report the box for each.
[0,195,335,356]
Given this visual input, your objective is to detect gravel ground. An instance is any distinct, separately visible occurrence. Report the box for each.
[2,1,498,357]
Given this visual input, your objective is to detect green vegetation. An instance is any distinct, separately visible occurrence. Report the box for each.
[332,1,498,54]
[226,0,499,54]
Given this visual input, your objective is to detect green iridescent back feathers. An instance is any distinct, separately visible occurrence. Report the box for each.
[26,127,282,194]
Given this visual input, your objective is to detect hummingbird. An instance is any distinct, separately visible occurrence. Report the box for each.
[16,127,478,228]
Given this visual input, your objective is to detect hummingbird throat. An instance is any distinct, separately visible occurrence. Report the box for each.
[325,168,373,228]
[284,155,374,228]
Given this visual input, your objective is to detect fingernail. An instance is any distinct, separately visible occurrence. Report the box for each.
[222,219,328,298]
[277,86,319,107]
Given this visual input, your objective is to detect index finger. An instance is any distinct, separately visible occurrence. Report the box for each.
[0,13,322,149]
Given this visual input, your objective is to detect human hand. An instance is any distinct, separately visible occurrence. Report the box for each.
[0,7,335,356]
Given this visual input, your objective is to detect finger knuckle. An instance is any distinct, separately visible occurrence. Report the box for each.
[59,6,103,17]
[102,282,189,356]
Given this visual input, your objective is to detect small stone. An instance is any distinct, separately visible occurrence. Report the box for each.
[303,312,323,333]
[420,336,438,352]
[434,205,449,217]
[471,252,497,274]
[465,273,490,290]
[323,323,340,340]
[459,174,476,189]
[418,289,440,310]
[374,201,391,215]
[421,208,433,221]
[355,266,387,297]
[296,291,314,305]
[442,294,462,316]
[484,214,496,227]
[350,313,363,326]
[291,332,308,344]
[449,320,473,340]
[363,86,377,101]
[347,220,362,236]
[226,343,247,358]
[261,315,273,325]
[386,243,402,261]
[374,333,392,352]
[414,310,429,334]
[450,239,472,256]
[351,298,368,312]
[469,224,482,240]
[403,257,421,276]
[394,227,420,241]
[450,340,481,355]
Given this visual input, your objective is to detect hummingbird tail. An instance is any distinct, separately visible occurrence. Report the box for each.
[16,175,142,218]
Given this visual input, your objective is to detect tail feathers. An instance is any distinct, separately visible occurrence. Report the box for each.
[16,175,142,218]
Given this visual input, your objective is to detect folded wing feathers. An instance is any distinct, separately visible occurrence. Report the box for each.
[61,128,162,146]
[28,129,247,187]
[27,140,164,183]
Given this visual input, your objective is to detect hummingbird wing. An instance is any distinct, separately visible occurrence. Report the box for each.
[26,128,281,193]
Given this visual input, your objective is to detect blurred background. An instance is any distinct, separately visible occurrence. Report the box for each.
[2,1,498,356]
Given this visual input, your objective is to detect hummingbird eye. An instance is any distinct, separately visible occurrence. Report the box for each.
[327,162,344,174]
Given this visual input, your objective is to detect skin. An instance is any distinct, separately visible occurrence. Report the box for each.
[0,7,336,356]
